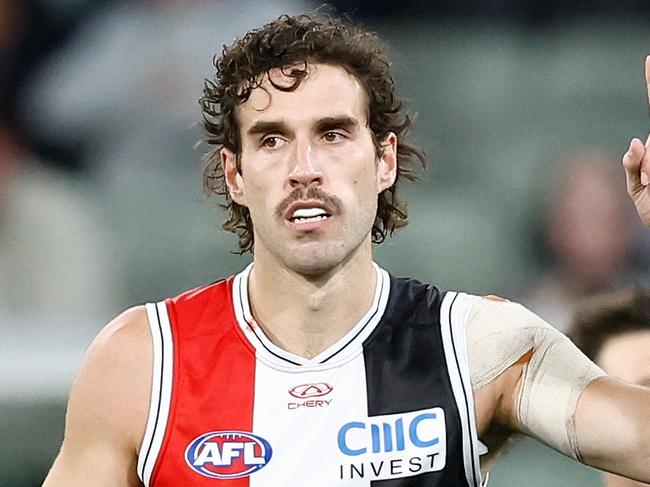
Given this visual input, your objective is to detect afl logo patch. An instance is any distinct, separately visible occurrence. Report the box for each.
[185,431,273,479]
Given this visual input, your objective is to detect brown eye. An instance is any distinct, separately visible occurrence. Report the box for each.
[261,136,285,149]
[323,131,344,142]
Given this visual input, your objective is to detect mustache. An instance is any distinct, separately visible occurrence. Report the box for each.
[275,187,343,218]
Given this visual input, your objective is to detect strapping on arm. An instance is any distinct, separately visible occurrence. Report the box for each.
[466,296,605,459]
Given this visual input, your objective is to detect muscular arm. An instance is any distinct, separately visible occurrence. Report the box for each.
[43,307,152,487]
[469,297,650,482]
[575,376,650,482]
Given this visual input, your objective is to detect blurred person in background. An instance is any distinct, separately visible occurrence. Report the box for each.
[0,0,104,173]
[0,0,119,324]
[42,13,650,487]
[1,1,122,485]
[569,289,650,487]
[522,149,641,332]
[0,118,118,322]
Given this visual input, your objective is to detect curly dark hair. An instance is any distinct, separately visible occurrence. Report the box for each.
[569,288,650,361]
[200,13,425,253]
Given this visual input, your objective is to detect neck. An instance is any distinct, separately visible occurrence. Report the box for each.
[248,240,377,359]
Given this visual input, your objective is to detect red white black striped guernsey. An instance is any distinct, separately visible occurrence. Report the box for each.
[137,264,485,486]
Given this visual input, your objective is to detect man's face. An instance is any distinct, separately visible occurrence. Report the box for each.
[221,64,397,275]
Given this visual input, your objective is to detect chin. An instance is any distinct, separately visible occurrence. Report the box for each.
[282,241,350,277]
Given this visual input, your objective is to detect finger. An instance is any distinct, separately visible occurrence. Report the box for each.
[639,135,650,186]
[623,138,645,193]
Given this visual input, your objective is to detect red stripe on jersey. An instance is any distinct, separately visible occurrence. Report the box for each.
[150,277,257,486]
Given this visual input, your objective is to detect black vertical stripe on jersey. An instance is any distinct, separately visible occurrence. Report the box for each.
[363,278,470,487]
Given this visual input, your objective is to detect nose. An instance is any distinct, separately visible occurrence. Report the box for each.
[287,139,323,188]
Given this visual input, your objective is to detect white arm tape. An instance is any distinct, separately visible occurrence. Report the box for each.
[466,296,605,459]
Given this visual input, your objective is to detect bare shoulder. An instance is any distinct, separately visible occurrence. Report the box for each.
[44,306,152,486]
[86,305,151,369]
[71,305,152,449]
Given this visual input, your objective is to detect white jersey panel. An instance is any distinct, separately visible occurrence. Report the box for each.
[250,353,369,487]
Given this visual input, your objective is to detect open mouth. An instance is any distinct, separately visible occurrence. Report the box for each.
[288,207,332,224]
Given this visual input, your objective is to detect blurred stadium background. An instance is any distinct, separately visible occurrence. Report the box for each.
[2,0,650,485]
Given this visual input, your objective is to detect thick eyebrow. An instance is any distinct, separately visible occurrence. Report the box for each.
[314,116,359,134]
[247,120,290,137]
[246,115,360,138]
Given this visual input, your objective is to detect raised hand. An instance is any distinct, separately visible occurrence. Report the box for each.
[622,56,650,227]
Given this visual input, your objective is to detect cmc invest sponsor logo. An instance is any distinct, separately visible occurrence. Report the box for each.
[336,408,447,481]
[338,412,440,456]
[288,382,333,398]
[185,431,272,479]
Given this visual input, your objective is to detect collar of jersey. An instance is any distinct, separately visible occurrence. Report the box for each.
[231,262,390,370]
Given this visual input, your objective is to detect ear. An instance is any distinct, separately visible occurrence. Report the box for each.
[377,132,398,193]
[221,147,248,206]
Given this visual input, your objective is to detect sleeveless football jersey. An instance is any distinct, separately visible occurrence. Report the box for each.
[137,264,485,486]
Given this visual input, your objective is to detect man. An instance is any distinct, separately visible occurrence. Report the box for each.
[521,149,638,332]
[569,289,650,487]
[43,14,650,487]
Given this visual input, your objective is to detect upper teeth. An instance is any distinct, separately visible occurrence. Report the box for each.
[291,207,327,219]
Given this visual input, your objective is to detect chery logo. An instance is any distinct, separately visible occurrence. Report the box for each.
[289,383,333,398]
